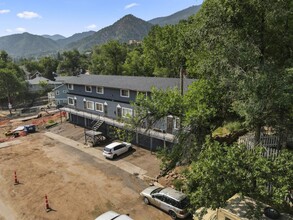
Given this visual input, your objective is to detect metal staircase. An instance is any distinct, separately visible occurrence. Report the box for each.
[92,120,104,131]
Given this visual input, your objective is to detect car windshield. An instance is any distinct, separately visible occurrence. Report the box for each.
[151,187,163,195]
[104,147,111,152]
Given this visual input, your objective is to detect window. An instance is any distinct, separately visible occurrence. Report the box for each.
[85,85,92,92]
[174,117,180,129]
[122,107,132,118]
[68,97,74,105]
[96,86,104,94]
[95,102,103,112]
[55,90,59,95]
[68,84,73,90]
[85,101,94,110]
[120,89,130,98]
[154,195,164,201]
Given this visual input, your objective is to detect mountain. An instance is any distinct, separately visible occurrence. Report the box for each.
[42,34,66,41]
[148,5,201,26]
[0,5,202,58]
[57,31,95,47]
[66,14,153,51]
[0,32,59,58]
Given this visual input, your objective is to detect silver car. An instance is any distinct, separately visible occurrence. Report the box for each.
[140,186,190,219]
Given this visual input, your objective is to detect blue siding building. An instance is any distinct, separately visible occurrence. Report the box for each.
[62,74,196,150]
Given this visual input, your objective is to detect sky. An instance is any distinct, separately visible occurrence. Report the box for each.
[0,0,203,38]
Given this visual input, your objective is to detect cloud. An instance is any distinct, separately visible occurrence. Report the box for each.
[0,9,10,14]
[124,3,139,9]
[5,28,12,33]
[17,11,41,19]
[86,24,97,30]
[15,27,26,33]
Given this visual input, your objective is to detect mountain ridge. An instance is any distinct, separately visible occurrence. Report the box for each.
[0,4,201,58]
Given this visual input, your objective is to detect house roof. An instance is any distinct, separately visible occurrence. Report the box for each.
[64,75,196,92]
[52,84,67,91]
[55,76,74,82]
[26,76,59,85]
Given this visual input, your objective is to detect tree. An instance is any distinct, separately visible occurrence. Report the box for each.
[143,25,186,77]
[0,50,11,62]
[122,48,152,76]
[39,56,59,80]
[57,50,88,76]
[183,0,293,143]
[0,68,24,113]
[185,138,293,214]
[90,40,127,75]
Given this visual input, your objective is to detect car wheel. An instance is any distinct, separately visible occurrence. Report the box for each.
[169,210,177,220]
[143,197,150,205]
[113,154,117,159]
[128,146,132,152]
[264,207,280,219]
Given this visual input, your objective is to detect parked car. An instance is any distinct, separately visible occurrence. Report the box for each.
[103,142,132,159]
[95,210,133,220]
[140,186,190,219]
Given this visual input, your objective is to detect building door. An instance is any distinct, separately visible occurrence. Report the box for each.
[166,116,173,134]
[104,105,108,116]
[117,107,122,118]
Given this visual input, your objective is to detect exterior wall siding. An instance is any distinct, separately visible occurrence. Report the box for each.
[68,112,173,151]
[68,84,137,103]
[64,80,179,150]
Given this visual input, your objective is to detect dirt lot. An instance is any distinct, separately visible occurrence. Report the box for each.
[0,112,172,220]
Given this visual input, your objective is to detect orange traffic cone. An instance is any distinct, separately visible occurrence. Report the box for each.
[14,171,19,185]
[45,194,51,212]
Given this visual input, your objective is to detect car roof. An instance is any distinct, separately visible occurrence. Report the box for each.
[104,142,122,149]
[95,211,133,220]
[160,187,187,201]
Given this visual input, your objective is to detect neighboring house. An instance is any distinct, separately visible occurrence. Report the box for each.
[194,194,293,220]
[61,74,196,150]
[48,76,72,106]
[48,84,68,107]
[27,76,59,93]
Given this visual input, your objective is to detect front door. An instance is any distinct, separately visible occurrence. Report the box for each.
[117,107,122,118]
[166,116,174,134]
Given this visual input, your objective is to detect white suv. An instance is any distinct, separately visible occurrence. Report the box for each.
[103,142,132,159]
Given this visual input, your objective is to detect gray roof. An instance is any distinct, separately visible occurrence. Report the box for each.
[26,76,59,85]
[55,76,74,82]
[65,75,196,92]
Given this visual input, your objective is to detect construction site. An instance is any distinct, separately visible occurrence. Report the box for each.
[0,109,178,220]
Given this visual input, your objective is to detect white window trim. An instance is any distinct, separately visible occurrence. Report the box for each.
[68,97,74,105]
[122,107,133,118]
[95,102,104,112]
[85,85,92,93]
[96,86,104,94]
[174,117,180,130]
[68,84,74,90]
[120,89,130,98]
[86,100,94,110]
